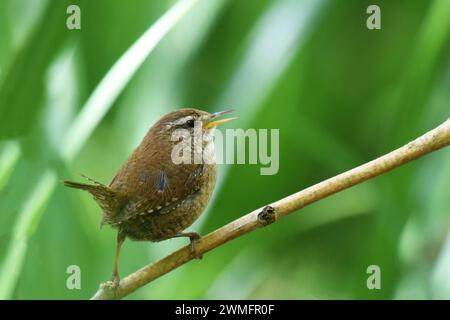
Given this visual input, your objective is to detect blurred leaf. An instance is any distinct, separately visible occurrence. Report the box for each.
[0,170,56,299]
[431,230,450,298]
[0,141,21,191]
[0,0,48,74]
[0,0,76,139]
[61,0,200,161]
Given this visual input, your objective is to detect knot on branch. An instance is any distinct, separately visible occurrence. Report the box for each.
[257,205,276,226]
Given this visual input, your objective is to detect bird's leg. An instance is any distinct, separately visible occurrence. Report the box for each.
[110,231,126,288]
[100,231,125,294]
[173,232,202,259]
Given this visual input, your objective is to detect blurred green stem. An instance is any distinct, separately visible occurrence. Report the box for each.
[0,141,21,191]
[0,170,57,299]
[92,119,450,300]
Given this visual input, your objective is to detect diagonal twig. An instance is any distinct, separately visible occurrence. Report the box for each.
[91,119,450,300]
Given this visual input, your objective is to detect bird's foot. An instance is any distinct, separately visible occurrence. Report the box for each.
[100,274,120,294]
[174,232,203,260]
[189,232,203,260]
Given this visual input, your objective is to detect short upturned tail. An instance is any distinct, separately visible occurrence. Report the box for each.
[64,180,99,192]
[64,175,126,227]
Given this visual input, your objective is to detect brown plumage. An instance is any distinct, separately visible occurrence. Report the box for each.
[64,108,235,286]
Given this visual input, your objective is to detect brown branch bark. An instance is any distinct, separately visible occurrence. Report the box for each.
[91,119,450,300]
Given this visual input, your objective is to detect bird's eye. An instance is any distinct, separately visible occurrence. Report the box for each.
[185,119,195,128]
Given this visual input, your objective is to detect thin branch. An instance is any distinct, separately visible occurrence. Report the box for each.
[91,119,450,300]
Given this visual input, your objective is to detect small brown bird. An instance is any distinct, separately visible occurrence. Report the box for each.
[64,108,235,287]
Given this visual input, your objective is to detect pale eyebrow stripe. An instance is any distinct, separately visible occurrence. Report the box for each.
[170,116,193,126]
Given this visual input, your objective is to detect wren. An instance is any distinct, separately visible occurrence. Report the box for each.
[64,108,236,287]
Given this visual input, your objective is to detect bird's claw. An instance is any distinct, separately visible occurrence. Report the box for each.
[173,232,203,259]
[100,274,120,293]
[189,233,203,260]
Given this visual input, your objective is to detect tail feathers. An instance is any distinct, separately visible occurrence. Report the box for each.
[64,174,105,191]
[64,177,126,222]
[64,179,114,204]
[64,180,97,191]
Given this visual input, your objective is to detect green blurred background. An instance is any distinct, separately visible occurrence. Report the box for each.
[0,0,449,299]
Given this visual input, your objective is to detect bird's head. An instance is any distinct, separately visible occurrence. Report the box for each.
[158,108,235,134]
[147,108,236,163]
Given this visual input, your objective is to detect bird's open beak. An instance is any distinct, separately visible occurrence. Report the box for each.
[204,109,237,129]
